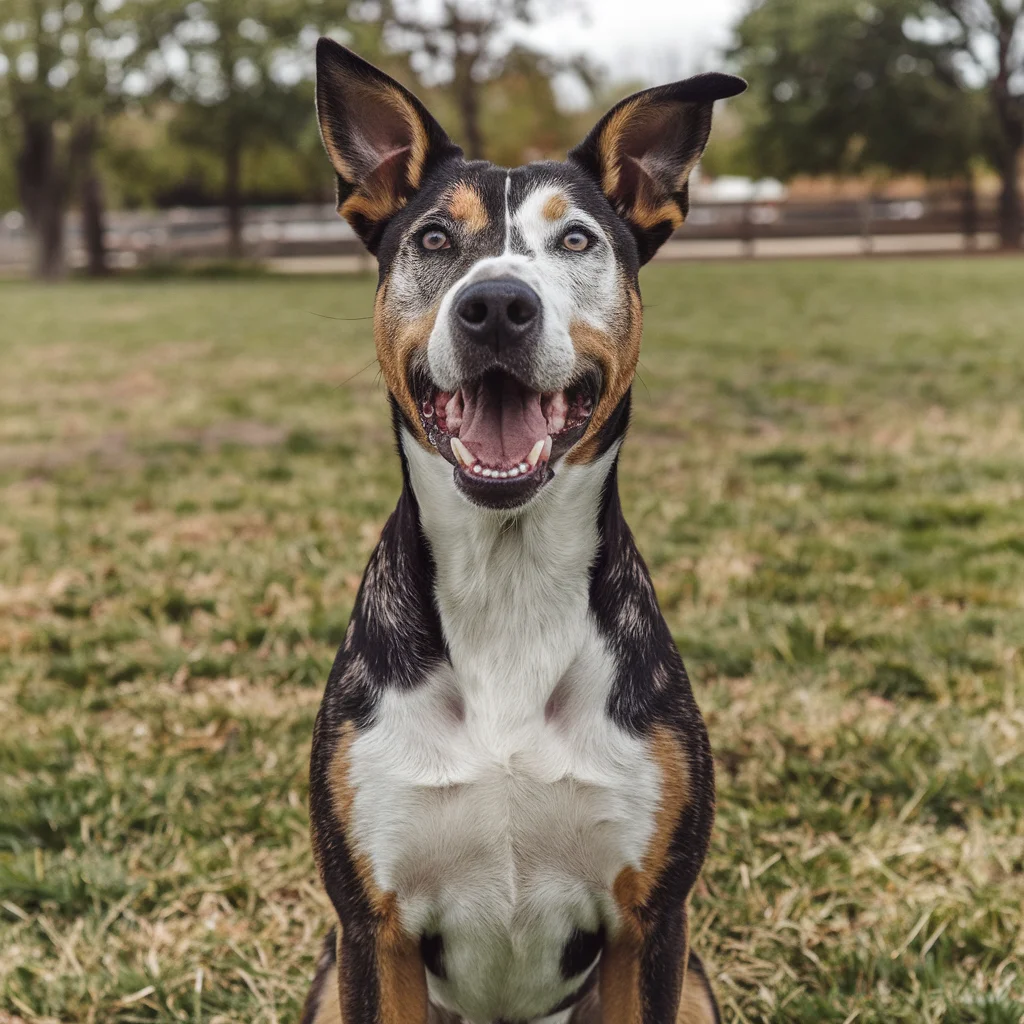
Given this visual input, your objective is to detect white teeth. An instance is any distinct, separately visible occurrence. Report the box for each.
[500,471,508,478]
[526,439,545,469]
[451,437,473,468]
[472,464,482,474]
[509,467,519,477]
[546,391,569,433]
[519,462,528,473]
[542,435,552,459]
[482,468,493,478]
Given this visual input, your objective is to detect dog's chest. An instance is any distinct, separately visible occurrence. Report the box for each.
[347,628,660,1022]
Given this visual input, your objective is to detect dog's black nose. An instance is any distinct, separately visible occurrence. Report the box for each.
[454,278,541,351]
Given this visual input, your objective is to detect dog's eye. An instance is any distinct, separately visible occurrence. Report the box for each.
[562,229,590,252]
[421,228,450,251]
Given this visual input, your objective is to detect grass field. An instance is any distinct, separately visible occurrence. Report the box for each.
[1,258,1023,1024]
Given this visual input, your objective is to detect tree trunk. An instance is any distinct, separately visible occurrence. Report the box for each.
[960,172,977,251]
[996,143,1022,250]
[225,141,243,259]
[452,47,484,161]
[73,120,108,276]
[16,119,67,280]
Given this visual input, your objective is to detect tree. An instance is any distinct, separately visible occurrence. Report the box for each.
[135,0,367,258]
[923,0,1023,246]
[0,0,132,277]
[731,0,982,183]
[384,0,590,162]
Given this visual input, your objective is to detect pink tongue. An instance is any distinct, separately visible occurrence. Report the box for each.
[459,375,547,468]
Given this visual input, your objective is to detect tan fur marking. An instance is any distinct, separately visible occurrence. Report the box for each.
[598,929,643,1024]
[311,960,343,1024]
[319,116,356,183]
[328,725,428,1024]
[542,192,570,221]
[632,195,685,232]
[595,98,693,231]
[597,97,644,200]
[612,725,690,914]
[373,280,439,451]
[448,182,489,233]
[600,725,692,1022]
[383,85,429,190]
[676,965,718,1024]
[340,184,407,228]
[567,288,643,465]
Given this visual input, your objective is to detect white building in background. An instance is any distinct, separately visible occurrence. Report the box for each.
[691,169,788,204]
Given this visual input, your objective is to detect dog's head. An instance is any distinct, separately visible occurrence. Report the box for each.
[316,39,744,510]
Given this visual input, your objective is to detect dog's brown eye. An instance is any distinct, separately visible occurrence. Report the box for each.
[421,228,450,251]
[562,229,589,252]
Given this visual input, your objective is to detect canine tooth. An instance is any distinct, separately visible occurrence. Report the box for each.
[473,464,482,474]
[509,467,519,477]
[451,437,473,467]
[542,435,552,459]
[526,439,545,469]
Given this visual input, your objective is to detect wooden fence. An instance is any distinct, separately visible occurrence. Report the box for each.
[0,192,1011,273]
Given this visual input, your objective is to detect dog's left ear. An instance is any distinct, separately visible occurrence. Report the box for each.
[569,74,746,264]
[316,38,461,252]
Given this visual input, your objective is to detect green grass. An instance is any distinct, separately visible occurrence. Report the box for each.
[1,258,1023,1024]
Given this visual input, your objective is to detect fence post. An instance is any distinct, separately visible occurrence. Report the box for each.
[741,201,755,257]
[961,178,978,252]
[860,196,874,254]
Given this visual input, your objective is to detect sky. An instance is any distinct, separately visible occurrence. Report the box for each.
[516,0,748,106]
[528,0,745,76]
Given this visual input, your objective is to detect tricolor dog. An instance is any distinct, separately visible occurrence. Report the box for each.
[301,38,746,1024]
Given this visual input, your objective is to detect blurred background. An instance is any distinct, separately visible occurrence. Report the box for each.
[2,3,1024,1024]
[1,0,1021,277]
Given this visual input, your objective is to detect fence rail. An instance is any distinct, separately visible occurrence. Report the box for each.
[0,192,1010,272]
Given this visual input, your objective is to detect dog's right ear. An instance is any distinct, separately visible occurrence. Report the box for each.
[316,39,461,252]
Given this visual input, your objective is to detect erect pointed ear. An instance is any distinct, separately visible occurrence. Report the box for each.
[316,38,461,253]
[568,74,746,264]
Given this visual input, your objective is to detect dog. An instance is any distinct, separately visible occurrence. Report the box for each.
[300,38,745,1024]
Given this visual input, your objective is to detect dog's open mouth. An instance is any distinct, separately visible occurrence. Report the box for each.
[416,369,598,507]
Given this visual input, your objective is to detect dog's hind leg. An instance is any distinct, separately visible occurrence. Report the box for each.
[300,928,343,1024]
[676,951,720,1024]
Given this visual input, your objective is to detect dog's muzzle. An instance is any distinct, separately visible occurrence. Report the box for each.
[449,277,543,382]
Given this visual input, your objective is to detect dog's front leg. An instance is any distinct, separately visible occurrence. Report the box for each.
[598,908,718,1024]
[298,920,428,1024]
[334,918,428,1024]
[310,708,430,1024]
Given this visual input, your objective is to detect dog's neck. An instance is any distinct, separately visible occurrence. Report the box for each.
[400,428,621,698]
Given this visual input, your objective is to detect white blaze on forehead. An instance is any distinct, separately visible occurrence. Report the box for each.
[425,176,625,395]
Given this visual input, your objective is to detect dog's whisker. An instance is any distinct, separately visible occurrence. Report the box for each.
[306,310,374,321]
[332,357,380,390]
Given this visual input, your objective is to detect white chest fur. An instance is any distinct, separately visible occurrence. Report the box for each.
[343,438,662,1023]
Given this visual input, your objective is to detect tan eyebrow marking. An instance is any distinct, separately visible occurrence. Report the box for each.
[542,192,569,221]
[447,182,489,233]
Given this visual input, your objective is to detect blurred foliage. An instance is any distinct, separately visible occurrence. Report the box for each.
[731,0,984,181]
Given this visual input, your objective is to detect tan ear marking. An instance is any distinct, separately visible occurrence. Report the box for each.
[340,185,408,228]
[597,97,644,199]
[448,182,489,233]
[319,115,357,183]
[382,85,430,190]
